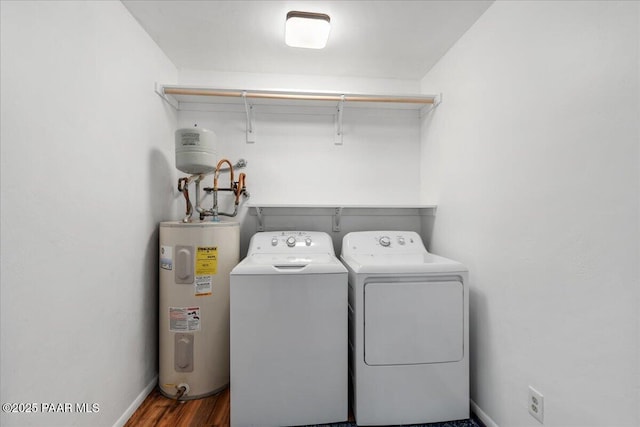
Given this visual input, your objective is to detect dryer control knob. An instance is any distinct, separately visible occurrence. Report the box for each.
[286,236,297,247]
[305,238,312,246]
[379,236,391,247]
[271,238,278,246]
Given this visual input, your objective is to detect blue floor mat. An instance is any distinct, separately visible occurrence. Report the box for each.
[304,418,481,427]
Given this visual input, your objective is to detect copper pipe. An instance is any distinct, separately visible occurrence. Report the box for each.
[235,173,246,204]
[213,159,234,191]
[177,177,193,222]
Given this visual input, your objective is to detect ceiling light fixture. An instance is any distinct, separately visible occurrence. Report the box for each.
[285,11,331,49]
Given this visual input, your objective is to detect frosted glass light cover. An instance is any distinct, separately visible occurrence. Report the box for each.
[285,11,331,49]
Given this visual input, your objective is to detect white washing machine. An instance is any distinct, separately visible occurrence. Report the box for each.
[230,231,348,427]
[341,231,469,426]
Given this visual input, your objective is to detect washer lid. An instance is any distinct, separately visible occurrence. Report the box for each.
[232,230,346,274]
[231,252,347,275]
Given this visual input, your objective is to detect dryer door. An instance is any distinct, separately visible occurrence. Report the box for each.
[364,280,463,365]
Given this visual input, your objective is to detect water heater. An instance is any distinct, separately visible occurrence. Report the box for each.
[175,127,217,174]
[159,220,239,399]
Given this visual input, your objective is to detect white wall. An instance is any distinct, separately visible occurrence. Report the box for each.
[177,105,422,206]
[420,1,639,426]
[176,68,423,207]
[637,7,640,425]
[175,71,425,255]
[0,1,178,426]
[179,68,421,94]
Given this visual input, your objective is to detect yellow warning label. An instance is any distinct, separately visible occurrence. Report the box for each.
[196,247,217,275]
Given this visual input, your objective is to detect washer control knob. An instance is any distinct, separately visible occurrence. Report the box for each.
[271,238,278,246]
[286,236,297,247]
[305,237,312,246]
[379,236,391,247]
[397,237,405,245]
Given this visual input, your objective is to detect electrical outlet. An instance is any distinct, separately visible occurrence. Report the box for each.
[528,386,544,423]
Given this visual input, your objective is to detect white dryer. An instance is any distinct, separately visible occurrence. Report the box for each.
[230,231,348,427]
[341,231,469,426]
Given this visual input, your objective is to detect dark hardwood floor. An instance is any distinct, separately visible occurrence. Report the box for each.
[125,386,479,427]
[125,386,357,427]
[125,387,230,427]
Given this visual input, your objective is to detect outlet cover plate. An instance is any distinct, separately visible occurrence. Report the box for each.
[528,386,544,423]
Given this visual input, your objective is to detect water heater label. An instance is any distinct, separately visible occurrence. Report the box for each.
[160,246,173,270]
[169,307,200,332]
[196,247,217,275]
[195,275,212,296]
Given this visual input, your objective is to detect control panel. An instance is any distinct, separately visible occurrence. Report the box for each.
[342,231,426,255]
[377,234,409,247]
[248,231,334,254]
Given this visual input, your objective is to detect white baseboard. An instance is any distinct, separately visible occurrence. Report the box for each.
[113,375,157,427]
[471,399,499,427]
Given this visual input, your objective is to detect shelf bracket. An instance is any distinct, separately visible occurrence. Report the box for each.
[154,82,178,110]
[335,95,345,145]
[332,207,343,232]
[242,91,256,143]
[256,207,264,231]
[420,92,443,117]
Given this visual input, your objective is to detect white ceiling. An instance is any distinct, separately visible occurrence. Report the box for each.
[122,0,493,80]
